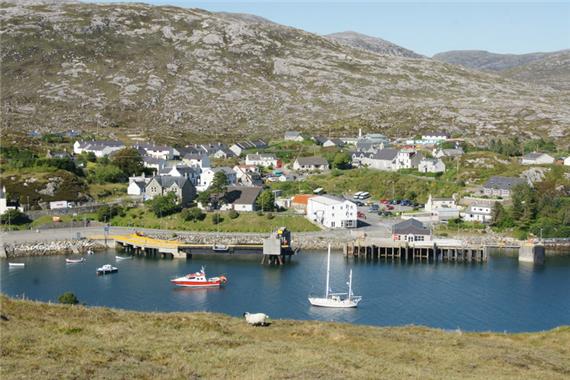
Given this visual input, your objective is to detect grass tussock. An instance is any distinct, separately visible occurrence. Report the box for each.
[1,296,569,379]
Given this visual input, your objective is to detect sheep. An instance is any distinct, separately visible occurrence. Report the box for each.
[243,312,270,326]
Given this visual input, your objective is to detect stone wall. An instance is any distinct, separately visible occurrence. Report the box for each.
[3,240,107,258]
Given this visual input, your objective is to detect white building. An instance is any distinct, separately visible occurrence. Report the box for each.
[196,167,237,192]
[245,153,278,168]
[0,186,23,215]
[521,152,555,165]
[292,157,329,172]
[461,204,493,223]
[181,153,210,169]
[394,148,423,170]
[223,186,263,212]
[306,195,357,229]
[565,157,570,166]
[360,149,398,171]
[127,174,151,196]
[135,143,179,160]
[73,140,125,157]
[284,131,304,142]
[420,132,449,145]
[433,147,464,159]
[418,158,446,174]
[425,194,456,212]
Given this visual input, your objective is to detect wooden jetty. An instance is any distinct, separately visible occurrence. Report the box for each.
[344,238,489,262]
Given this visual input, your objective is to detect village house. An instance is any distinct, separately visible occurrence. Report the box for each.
[245,153,279,168]
[482,176,527,197]
[360,149,399,170]
[460,203,494,223]
[307,195,357,229]
[394,148,423,170]
[233,165,263,186]
[229,140,268,156]
[181,153,210,169]
[521,152,555,165]
[127,174,151,196]
[0,186,23,215]
[223,186,263,212]
[198,143,236,159]
[46,150,71,160]
[196,167,237,192]
[144,176,196,205]
[284,131,304,142]
[291,194,315,214]
[322,138,345,148]
[433,147,464,159]
[164,165,200,185]
[311,136,328,145]
[292,157,330,172]
[418,158,446,173]
[424,194,460,221]
[419,132,450,145]
[73,140,125,157]
[142,156,168,172]
[135,143,179,160]
[392,218,431,242]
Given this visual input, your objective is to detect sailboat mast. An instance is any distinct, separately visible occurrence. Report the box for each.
[348,269,353,298]
[325,244,331,298]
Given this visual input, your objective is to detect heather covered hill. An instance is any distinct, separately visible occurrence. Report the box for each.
[1,1,569,144]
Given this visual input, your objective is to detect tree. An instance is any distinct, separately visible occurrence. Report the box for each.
[332,152,352,170]
[210,171,228,195]
[111,147,144,177]
[58,292,79,305]
[228,209,239,219]
[181,207,205,222]
[196,190,211,207]
[90,164,125,183]
[96,204,123,222]
[256,190,275,212]
[212,213,223,224]
[149,192,179,217]
[0,209,31,225]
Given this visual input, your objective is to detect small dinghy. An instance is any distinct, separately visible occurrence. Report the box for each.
[66,258,85,264]
[212,244,229,252]
[115,255,132,260]
[86,249,94,255]
[8,262,25,268]
[96,264,118,275]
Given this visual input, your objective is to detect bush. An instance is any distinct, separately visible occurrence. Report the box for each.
[212,213,223,224]
[181,207,205,222]
[0,209,31,225]
[266,212,275,220]
[256,210,264,216]
[58,292,79,305]
[148,193,179,217]
[96,204,123,222]
[228,209,239,219]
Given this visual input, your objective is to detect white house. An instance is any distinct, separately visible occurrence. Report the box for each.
[392,218,431,242]
[135,143,179,160]
[0,186,23,215]
[306,195,357,229]
[418,158,446,173]
[127,174,151,196]
[181,153,210,169]
[425,194,456,212]
[284,131,304,142]
[229,140,267,156]
[521,152,555,165]
[360,149,398,171]
[233,165,263,186]
[196,167,237,192]
[165,165,200,185]
[223,186,263,212]
[143,157,168,172]
[565,157,570,166]
[292,157,329,172]
[461,204,493,223]
[394,148,423,170]
[420,132,449,145]
[73,140,125,157]
[245,153,278,168]
[322,138,345,148]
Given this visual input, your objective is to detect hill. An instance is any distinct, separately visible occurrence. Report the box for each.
[325,31,422,58]
[1,2,569,145]
[433,49,570,90]
[1,296,569,379]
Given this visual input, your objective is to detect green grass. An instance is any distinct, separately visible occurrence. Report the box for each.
[110,207,320,233]
[1,296,569,379]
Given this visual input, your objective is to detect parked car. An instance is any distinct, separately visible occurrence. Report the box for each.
[352,200,364,206]
[380,199,389,204]
[386,205,395,210]
[368,204,379,212]
[379,211,393,217]
[357,211,366,219]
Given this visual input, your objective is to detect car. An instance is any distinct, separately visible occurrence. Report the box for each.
[386,205,395,210]
[380,199,389,204]
[368,205,379,212]
[352,200,364,206]
[357,211,366,219]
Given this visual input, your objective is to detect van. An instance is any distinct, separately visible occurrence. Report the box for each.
[358,192,370,200]
[353,191,363,199]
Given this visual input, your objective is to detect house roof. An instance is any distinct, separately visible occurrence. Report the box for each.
[291,194,315,205]
[76,140,124,150]
[148,175,190,188]
[312,136,328,145]
[225,186,263,205]
[309,195,349,206]
[371,148,399,161]
[522,152,551,160]
[295,156,328,166]
[285,131,301,137]
[213,167,235,175]
[130,180,146,190]
[247,153,277,161]
[392,218,430,235]
[483,176,526,190]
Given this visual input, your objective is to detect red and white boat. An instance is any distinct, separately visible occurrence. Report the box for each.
[170,267,227,288]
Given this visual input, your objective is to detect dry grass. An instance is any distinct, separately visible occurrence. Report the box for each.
[1,296,569,379]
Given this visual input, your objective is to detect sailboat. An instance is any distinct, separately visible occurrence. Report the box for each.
[308,244,362,308]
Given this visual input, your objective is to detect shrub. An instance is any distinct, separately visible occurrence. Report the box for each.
[148,193,179,217]
[0,209,31,225]
[96,204,123,222]
[58,292,79,305]
[228,210,239,219]
[212,213,223,224]
[266,212,275,220]
[256,210,264,216]
[181,207,205,222]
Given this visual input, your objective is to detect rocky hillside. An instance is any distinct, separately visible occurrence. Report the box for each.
[325,31,422,58]
[433,49,570,90]
[1,1,569,145]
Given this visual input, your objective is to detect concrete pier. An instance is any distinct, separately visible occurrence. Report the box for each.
[518,243,545,264]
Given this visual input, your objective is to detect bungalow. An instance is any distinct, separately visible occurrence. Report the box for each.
[521,152,555,165]
[307,195,357,229]
[245,153,279,168]
[312,136,328,145]
[392,218,431,242]
[424,194,456,212]
[229,140,268,156]
[135,143,179,160]
[460,203,494,223]
[420,132,450,145]
[73,140,125,157]
[292,157,330,172]
[482,176,527,197]
[323,138,345,148]
[284,131,304,142]
[360,149,399,171]
[223,186,263,212]
[418,158,446,174]
[433,147,464,159]
[200,143,236,159]
[145,176,196,205]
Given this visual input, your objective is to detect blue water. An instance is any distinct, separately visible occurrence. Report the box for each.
[1,250,569,332]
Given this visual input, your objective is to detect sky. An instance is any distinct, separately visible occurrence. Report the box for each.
[94,1,570,56]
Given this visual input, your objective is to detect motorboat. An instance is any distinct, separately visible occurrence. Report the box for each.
[86,249,94,255]
[308,244,362,308]
[66,258,85,264]
[171,267,227,288]
[8,262,25,268]
[212,244,229,252]
[96,264,118,275]
[115,255,132,260]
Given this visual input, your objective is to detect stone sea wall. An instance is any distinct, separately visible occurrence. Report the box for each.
[2,240,108,258]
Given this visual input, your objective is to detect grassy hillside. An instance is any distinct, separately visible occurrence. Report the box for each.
[1,296,569,379]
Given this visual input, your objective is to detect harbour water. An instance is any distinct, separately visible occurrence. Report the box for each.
[2,250,569,332]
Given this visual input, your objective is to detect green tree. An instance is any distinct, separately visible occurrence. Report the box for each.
[256,190,275,212]
[181,207,205,222]
[0,209,31,225]
[228,209,239,219]
[96,204,123,222]
[149,192,179,217]
[210,171,228,195]
[212,213,223,224]
[58,292,79,305]
[196,190,211,207]
[111,147,144,177]
[332,152,352,170]
[90,164,125,183]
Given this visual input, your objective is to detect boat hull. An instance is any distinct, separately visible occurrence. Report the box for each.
[308,297,359,308]
[170,278,224,288]
[66,259,85,264]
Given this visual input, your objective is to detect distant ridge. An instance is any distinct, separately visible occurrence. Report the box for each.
[326,31,423,58]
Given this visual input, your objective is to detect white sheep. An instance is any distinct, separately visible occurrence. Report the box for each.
[243,312,270,326]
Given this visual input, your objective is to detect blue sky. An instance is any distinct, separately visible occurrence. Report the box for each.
[95,1,569,56]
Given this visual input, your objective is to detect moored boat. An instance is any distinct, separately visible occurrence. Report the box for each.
[96,264,118,275]
[115,255,132,260]
[212,244,229,252]
[66,258,85,264]
[171,267,227,288]
[8,262,25,268]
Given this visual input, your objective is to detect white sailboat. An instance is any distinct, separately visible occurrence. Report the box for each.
[308,244,362,308]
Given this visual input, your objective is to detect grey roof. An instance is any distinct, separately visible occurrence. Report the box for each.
[296,156,329,166]
[77,140,124,150]
[183,153,207,161]
[213,167,235,175]
[392,218,430,235]
[371,148,399,161]
[247,153,277,160]
[312,136,328,145]
[131,180,146,190]
[522,152,550,160]
[172,166,198,176]
[483,176,526,190]
[225,186,263,205]
[325,138,345,146]
[285,131,301,137]
[149,175,190,188]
